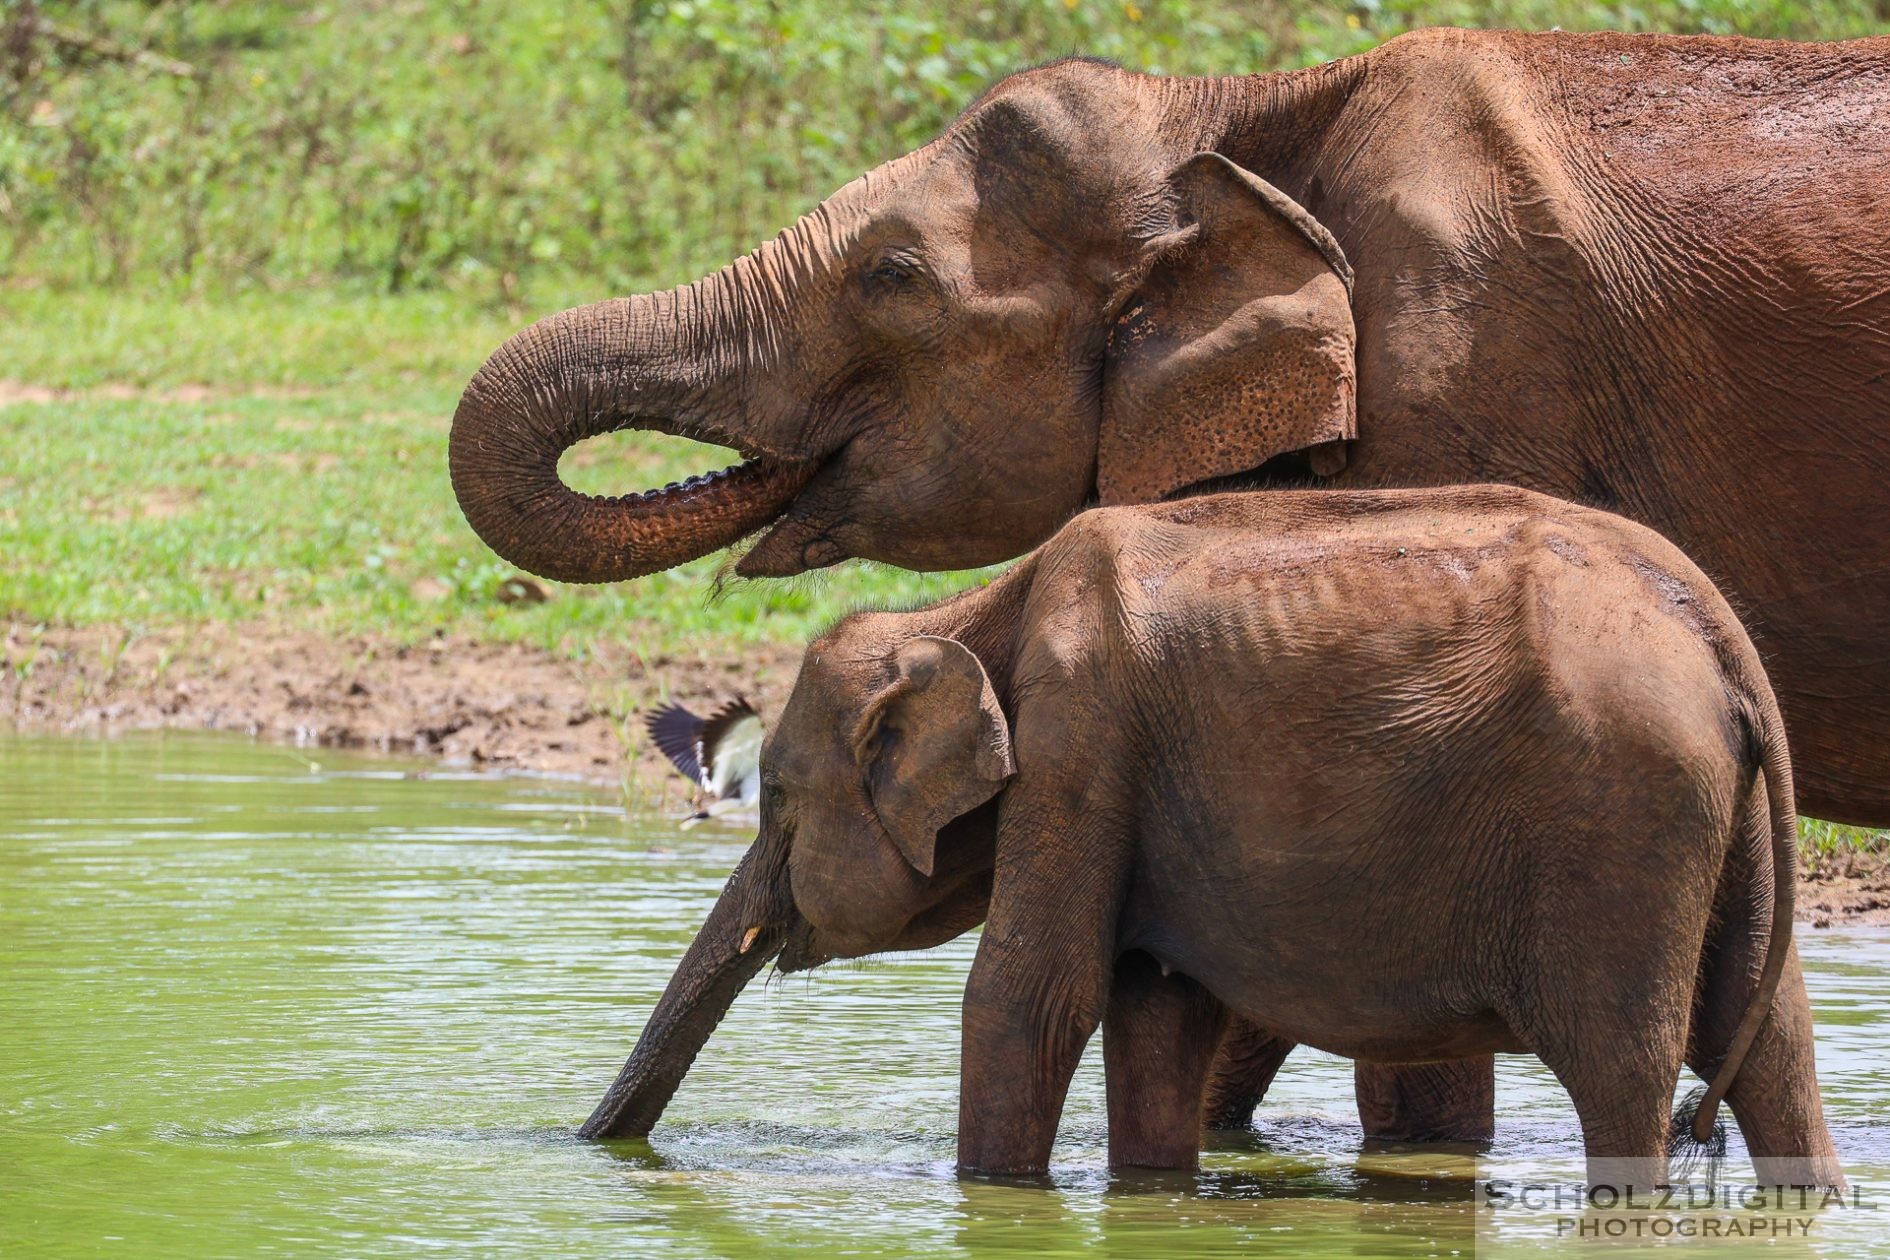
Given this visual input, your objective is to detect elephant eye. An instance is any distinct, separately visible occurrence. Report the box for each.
[760,772,793,820]
[867,256,918,290]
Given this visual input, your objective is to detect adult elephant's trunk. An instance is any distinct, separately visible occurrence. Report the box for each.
[579,840,794,1139]
[449,285,817,584]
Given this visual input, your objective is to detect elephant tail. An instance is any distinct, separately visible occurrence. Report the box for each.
[1679,689,1797,1150]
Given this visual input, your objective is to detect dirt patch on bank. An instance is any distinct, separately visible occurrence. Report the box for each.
[2,621,800,805]
[1800,849,1890,927]
[0,379,318,407]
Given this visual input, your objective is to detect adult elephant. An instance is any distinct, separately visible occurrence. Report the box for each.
[450,29,1890,1140]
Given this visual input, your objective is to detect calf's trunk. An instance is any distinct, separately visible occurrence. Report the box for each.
[579,845,789,1138]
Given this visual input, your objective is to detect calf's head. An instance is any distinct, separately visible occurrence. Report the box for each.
[767,628,1015,962]
[579,624,1014,1139]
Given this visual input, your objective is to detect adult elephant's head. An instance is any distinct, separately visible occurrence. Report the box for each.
[451,60,1355,582]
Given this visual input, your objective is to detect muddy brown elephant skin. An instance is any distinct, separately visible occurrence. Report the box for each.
[459,28,1890,1152]
[451,29,1890,829]
[581,486,1843,1189]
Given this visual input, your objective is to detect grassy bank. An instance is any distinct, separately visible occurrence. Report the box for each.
[0,286,996,658]
[6,0,1888,854]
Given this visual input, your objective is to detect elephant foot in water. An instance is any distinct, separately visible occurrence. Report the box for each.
[1353,1056,1496,1144]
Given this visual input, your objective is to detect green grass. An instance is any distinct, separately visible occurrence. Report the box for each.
[0,286,521,391]
[0,286,998,657]
[1800,818,1890,860]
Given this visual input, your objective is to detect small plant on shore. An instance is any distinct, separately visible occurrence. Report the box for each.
[1800,817,1890,871]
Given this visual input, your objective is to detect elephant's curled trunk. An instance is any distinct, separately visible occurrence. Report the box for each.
[579,841,793,1139]
[449,296,815,585]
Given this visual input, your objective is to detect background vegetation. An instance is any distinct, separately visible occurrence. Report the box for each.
[3,1,1886,846]
[7,0,1888,296]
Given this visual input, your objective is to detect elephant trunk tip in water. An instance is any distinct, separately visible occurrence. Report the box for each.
[576,835,800,1140]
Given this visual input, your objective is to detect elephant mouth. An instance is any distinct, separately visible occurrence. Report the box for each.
[732,452,857,578]
[776,919,831,973]
[619,417,818,512]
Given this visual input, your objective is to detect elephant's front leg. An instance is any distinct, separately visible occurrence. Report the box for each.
[1104,951,1229,1169]
[1355,1056,1496,1144]
[958,933,1111,1175]
[956,797,1125,1176]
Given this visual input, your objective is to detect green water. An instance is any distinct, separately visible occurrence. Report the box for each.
[4,733,1889,1257]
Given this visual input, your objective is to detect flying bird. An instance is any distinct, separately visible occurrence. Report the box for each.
[645,696,764,820]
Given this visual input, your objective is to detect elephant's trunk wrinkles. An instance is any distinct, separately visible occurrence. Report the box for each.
[579,842,792,1139]
[449,291,816,584]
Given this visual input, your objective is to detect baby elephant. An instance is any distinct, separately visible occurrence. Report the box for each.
[584,486,1841,1189]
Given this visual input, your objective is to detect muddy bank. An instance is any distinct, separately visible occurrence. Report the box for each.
[6,618,1886,924]
[1801,849,1890,928]
[2,621,799,805]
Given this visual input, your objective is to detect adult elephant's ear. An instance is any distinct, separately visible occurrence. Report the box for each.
[1099,152,1356,504]
[851,637,1014,878]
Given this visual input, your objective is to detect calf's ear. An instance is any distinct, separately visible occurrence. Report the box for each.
[851,636,1014,877]
[1100,151,1356,503]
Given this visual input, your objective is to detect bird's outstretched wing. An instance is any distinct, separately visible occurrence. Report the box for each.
[645,702,707,787]
[698,697,760,763]
[700,697,764,804]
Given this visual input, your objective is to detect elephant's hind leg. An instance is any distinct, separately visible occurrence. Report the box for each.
[1202,1020,1296,1130]
[1539,1035,1685,1193]
[1686,777,1843,1189]
[1355,1058,1497,1144]
[1206,1034,1498,1144]
[1688,946,1844,1190]
[1522,957,1690,1191]
[1104,951,1229,1170]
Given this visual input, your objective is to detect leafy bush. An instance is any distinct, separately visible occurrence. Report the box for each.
[4,0,1883,297]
